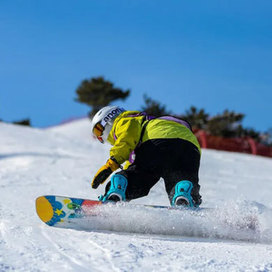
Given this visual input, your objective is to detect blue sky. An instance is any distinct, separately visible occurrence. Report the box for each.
[0,0,271,131]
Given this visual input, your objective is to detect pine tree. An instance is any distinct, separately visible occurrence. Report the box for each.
[206,110,245,137]
[180,106,209,130]
[75,76,130,116]
[13,119,31,126]
[141,95,171,116]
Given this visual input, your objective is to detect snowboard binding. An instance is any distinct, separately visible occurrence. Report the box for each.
[99,174,127,203]
[171,180,197,208]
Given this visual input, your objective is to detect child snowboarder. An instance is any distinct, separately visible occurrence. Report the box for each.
[91,106,202,207]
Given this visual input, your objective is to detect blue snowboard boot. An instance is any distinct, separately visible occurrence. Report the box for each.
[171,180,197,208]
[99,174,128,203]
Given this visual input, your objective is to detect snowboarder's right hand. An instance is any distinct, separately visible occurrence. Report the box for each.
[91,158,119,189]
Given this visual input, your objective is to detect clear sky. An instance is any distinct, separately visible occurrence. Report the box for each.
[0,0,271,131]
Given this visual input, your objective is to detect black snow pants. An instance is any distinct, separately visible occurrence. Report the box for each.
[105,138,202,205]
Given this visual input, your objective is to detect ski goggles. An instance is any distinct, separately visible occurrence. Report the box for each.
[92,123,104,143]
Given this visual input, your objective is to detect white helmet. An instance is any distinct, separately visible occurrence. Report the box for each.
[91,106,125,143]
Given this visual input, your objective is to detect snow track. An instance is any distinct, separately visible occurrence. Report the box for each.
[1,120,272,271]
[51,200,272,243]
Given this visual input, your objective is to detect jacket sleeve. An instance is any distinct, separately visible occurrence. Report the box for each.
[109,118,142,165]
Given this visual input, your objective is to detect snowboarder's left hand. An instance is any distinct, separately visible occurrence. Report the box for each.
[91,158,119,189]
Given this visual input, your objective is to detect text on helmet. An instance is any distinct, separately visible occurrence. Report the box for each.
[103,108,124,123]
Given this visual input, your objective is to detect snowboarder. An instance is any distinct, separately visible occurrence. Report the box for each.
[91,106,202,207]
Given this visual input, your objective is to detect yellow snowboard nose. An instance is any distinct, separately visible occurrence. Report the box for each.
[36,196,54,223]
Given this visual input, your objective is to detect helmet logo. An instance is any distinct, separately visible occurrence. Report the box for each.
[103,108,124,123]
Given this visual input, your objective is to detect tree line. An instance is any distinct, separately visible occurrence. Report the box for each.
[0,118,31,126]
[2,75,271,145]
[76,76,271,144]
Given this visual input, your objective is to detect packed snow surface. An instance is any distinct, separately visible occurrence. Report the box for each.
[1,119,272,271]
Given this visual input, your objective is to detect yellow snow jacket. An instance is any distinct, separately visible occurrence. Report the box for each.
[107,111,201,167]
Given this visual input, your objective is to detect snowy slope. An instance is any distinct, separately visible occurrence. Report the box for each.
[1,119,272,272]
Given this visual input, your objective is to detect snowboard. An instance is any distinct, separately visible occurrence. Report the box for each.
[35,195,259,240]
[36,195,103,226]
[36,195,203,227]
